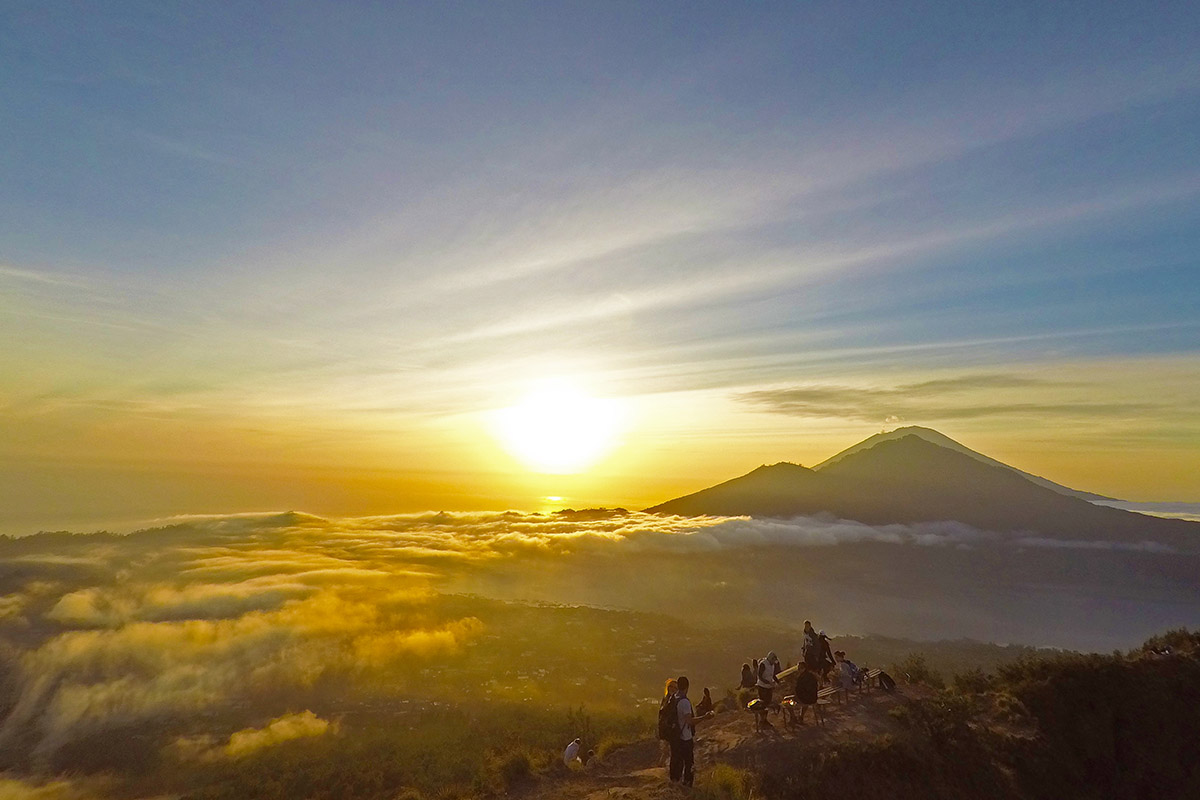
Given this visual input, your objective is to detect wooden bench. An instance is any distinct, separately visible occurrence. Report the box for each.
[780,692,830,727]
[862,668,883,691]
[745,698,778,733]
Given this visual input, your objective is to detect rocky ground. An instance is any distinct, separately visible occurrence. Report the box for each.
[517,683,934,799]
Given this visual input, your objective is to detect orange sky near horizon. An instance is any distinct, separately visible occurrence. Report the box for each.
[3,354,1197,536]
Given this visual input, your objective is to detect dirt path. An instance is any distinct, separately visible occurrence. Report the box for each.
[516,685,930,799]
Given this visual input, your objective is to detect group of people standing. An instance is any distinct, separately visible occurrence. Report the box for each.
[654,622,868,786]
[738,620,866,724]
[741,621,838,693]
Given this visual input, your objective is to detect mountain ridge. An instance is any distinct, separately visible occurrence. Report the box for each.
[647,430,1199,552]
[813,425,1115,501]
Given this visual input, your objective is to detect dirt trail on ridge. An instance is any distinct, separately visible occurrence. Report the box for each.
[516,685,931,799]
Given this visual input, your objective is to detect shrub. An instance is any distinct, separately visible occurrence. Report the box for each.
[892,652,944,688]
[952,667,994,695]
[476,748,534,794]
[1141,627,1200,657]
[695,763,757,800]
[891,691,978,752]
[594,733,633,759]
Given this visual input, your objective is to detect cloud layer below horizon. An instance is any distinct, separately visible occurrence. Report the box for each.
[3,509,1197,762]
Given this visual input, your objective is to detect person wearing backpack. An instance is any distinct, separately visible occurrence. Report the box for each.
[656,678,678,766]
[667,675,711,786]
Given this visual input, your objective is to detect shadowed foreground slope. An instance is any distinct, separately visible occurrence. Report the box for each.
[516,630,1200,800]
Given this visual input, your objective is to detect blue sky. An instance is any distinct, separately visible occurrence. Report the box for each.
[2,1,1199,528]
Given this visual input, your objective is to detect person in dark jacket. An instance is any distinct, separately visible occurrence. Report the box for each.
[740,662,755,689]
[818,631,836,683]
[801,620,820,670]
[793,663,820,725]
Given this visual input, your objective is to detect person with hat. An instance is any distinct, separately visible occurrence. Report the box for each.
[756,652,780,706]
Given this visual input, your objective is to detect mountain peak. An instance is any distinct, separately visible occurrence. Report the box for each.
[647,430,1197,550]
[814,427,1113,501]
[750,461,811,473]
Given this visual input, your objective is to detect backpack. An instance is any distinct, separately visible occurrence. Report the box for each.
[657,694,682,741]
[878,671,897,692]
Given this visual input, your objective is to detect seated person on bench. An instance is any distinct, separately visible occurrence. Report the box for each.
[834,650,862,691]
[784,663,821,726]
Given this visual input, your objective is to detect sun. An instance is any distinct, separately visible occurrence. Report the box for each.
[492,380,624,474]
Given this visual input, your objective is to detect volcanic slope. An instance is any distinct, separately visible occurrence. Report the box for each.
[812,425,1113,500]
[647,433,1200,552]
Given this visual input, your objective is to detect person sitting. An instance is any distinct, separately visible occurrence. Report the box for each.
[834,650,862,692]
[696,687,714,718]
[740,662,755,689]
[563,737,582,767]
[788,663,821,726]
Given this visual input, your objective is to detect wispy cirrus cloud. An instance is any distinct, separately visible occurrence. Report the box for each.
[736,373,1159,424]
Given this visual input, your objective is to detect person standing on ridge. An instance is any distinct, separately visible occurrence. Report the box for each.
[669,675,711,786]
[802,620,820,671]
[757,653,779,706]
[657,678,678,766]
[818,631,836,683]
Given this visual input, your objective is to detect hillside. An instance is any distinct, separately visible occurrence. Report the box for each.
[648,433,1200,552]
[512,630,1200,800]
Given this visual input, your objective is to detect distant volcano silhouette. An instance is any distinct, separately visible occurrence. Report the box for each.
[813,425,1114,501]
[647,430,1199,552]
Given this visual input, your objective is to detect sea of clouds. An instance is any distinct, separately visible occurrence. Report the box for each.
[0,509,1191,768]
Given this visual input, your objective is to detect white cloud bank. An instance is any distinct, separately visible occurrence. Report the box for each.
[0,509,1182,758]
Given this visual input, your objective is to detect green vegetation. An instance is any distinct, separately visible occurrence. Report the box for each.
[755,629,1200,799]
[169,704,647,800]
[5,561,1190,800]
[694,763,758,800]
[890,651,945,688]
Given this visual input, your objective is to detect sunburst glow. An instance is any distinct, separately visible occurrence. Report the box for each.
[492,380,624,474]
